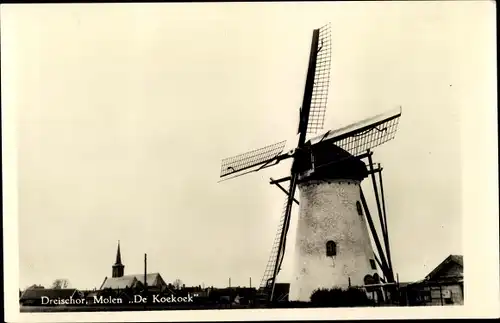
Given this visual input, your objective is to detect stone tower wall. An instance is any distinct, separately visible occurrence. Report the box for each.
[289,179,378,302]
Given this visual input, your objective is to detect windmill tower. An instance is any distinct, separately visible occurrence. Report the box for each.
[219,24,402,303]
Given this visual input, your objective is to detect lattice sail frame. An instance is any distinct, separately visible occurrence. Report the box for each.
[307,23,332,135]
[220,140,287,178]
[259,195,290,289]
[308,107,402,158]
[334,117,400,157]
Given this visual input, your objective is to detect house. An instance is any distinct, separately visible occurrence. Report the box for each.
[19,288,83,306]
[402,254,463,306]
[85,291,100,305]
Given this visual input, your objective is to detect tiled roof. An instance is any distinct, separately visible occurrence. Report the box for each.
[450,254,463,267]
[20,288,78,301]
[100,276,140,290]
[134,273,162,286]
[99,273,164,290]
[425,254,463,280]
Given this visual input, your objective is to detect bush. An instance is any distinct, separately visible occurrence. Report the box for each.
[310,287,374,307]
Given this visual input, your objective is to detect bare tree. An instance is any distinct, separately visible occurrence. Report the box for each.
[51,279,70,289]
[173,279,183,290]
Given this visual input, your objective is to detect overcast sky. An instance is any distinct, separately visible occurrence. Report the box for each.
[3,2,492,290]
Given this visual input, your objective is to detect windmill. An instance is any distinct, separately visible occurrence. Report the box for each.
[218,23,402,303]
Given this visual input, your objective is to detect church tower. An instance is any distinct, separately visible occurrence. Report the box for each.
[112,241,124,278]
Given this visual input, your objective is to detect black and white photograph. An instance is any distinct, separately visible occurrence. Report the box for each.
[2,1,498,321]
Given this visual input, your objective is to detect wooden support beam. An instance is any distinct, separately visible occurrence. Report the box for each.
[373,253,386,281]
[274,183,299,205]
[367,151,387,238]
[270,173,300,302]
[367,166,383,175]
[360,188,393,282]
[362,282,397,288]
[378,164,393,272]
[270,176,292,185]
[366,151,393,280]
[357,151,374,160]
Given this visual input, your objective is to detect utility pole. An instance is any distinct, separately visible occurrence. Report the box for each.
[144,253,148,309]
[144,254,148,292]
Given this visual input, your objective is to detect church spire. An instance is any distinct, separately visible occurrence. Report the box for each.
[115,240,122,265]
[112,240,124,278]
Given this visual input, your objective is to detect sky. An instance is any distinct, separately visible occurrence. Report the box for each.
[2,2,493,290]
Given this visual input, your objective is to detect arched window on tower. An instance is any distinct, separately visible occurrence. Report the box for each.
[356,201,363,216]
[326,240,336,257]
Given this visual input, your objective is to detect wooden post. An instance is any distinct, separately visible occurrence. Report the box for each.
[144,253,147,308]
[270,173,299,302]
[439,284,443,305]
[360,189,392,281]
[378,165,393,273]
[144,253,147,290]
[270,178,300,205]
[373,254,386,281]
[396,273,400,305]
[367,152,392,280]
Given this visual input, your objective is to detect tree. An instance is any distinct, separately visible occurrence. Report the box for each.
[51,279,70,289]
[173,279,183,290]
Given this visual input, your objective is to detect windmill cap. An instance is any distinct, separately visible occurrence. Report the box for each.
[296,143,368,182]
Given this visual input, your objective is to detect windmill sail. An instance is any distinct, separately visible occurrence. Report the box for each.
[218,24,334,302]
[268,173,299,300]
[219,140,288,179]
[307,23,332,135]
[263,24,331,301]
[259,196,291,289]
[308,107,402,159]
